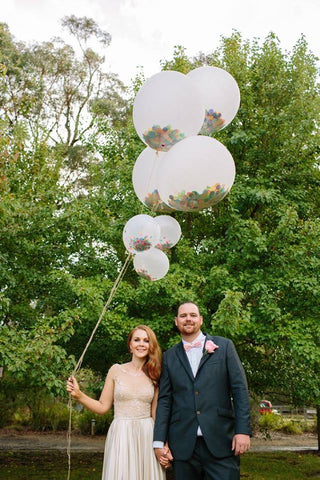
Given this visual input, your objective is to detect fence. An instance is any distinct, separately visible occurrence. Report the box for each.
[273,405,316,417]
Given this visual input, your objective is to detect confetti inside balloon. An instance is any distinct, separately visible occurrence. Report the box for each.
[167,183,229,211]
[132,147,174,212]
[154,215,181,250]
[133,248,169,281]
[187,66,240,134]
[143,125,185,152]
[122,214,160,254]
[158,136,235,212]
[133,71,204,151]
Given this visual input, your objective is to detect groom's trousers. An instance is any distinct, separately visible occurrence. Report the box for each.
[173,437,240,480]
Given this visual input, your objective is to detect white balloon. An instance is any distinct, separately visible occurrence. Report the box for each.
[132,148,174,212]
[187,66,240,134]
[154,215,181,250]
[158,136,235,212]
[133,248,169,281]
[122,214,160,254]
[133,71,204,152]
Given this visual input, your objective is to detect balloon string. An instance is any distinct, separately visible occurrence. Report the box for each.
[66,252,133,480]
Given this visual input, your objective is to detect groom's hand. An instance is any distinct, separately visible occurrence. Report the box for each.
[164,444,173,463]
[232,434,250,455]
[154,446,173,468]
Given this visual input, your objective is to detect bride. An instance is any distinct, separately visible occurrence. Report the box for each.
[67,325,170,479]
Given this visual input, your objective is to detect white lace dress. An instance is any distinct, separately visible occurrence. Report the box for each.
[102,364,165,480]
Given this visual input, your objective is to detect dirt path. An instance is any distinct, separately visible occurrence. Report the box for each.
[0,430,318,452]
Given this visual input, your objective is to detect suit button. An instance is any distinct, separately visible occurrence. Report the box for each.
[196,410,200,415]
[195,391,199,395]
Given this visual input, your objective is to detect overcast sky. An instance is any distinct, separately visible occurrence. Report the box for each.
[2,0,319,84]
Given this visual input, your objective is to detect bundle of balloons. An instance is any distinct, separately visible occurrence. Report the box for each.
[122,66,240,281]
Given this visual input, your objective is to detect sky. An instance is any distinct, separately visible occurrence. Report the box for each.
[1,0,320,84]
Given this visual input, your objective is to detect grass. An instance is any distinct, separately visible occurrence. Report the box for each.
[0,451,319,479]
[241,451,320,479]
[0,451,103,480]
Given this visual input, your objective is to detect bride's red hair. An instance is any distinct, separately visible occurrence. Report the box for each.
[127,325,162,386]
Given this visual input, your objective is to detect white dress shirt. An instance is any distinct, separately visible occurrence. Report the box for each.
[183,332,205,436]
[183,331,206,377]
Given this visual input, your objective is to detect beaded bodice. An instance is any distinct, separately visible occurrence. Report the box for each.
[113,364,154,419]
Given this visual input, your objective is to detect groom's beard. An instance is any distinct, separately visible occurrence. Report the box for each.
[178,322,201,336]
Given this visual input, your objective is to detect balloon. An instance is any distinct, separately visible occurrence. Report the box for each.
[158,136,235,212]
[154,215,181,250]
[187,66,240,134]
[133,71,204,152]
[133,248,169,281]
[132,148,174,213]
[122,214,160,254]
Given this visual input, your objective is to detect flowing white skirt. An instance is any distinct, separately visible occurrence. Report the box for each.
[102,416,166,480]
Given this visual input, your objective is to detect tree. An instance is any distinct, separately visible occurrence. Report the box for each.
[87,33,320,412]
[0,18,125,148]
[0,18,127,396]
[1,25,319,426]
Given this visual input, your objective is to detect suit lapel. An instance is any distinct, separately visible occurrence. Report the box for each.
[196,334,213,377]
[175,341,194,382]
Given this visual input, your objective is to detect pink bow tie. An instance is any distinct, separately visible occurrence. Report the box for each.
[184,341,202,352]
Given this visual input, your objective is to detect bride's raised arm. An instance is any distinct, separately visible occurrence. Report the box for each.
[66,364,116,415]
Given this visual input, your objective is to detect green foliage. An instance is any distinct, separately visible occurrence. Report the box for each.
[259,412,283,431]
[0,19,126,149]
[241,452,320,480]
[0,378,71,431]
[28,398,71,431]
[0,395,12,427]
[258,413,316,435]
[172,32,320,408]
[61,15,111,47]
[76,409,113,435]
[280,420,303,435]
[1,451,319,480]
[0,21,319,418]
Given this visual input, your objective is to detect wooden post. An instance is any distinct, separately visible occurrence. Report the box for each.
[91,419,96,436]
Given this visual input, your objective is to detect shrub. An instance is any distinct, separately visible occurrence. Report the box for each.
[249,398,261,433]
[75,369,104,398]
[47,402,71,431]
[300,419,317,433]
[0,395,13,427]
[13,407,31,426]
[76,409,113,435]
[29,397,73,431]
[258,412,283,431]
[280,420,303,435]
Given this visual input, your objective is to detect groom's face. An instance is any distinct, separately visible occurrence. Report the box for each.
[175,303,203,337]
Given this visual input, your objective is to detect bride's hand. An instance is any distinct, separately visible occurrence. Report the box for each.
[161,443,173,469]
[66,376,81,399]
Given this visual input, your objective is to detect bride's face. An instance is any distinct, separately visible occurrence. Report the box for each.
[130,328,150,359]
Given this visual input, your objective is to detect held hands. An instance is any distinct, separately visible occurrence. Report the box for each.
[232,434,251,455]
[154,444,173,469]
[66,376,81,400]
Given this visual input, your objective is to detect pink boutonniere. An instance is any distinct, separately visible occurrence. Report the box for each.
[203,340,219,356]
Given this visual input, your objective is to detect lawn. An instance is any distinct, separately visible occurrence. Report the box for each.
[0,451,319,479]
[241,451,320,479]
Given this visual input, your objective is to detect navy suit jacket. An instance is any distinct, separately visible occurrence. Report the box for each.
[154,334,251,460]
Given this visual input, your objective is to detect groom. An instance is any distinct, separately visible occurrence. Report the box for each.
[154,301,251,479]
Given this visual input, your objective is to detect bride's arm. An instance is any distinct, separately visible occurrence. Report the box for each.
[66,365,116,415]
[152,386,173,467]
